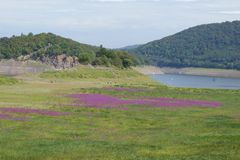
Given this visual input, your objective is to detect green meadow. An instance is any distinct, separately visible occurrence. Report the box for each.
[0,66,239,160]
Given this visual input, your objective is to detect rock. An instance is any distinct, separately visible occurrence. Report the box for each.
[17,56,24,61]
[17,54,79,70]
[17,55,31,61]
[51,54,79,69]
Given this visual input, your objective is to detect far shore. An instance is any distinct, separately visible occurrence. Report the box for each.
[133,66,240,78]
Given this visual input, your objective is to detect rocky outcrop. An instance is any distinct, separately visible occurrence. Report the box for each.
[40,54,79,69]
[17,55,31,61]
[17,54,79,70]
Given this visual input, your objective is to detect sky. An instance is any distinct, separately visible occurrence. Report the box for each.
[0,0,240,48]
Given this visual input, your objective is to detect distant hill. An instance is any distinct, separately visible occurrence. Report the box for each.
[0,33,138,68]
[0,33,99,59]
[128,21,240,70]
[118,44,141,50]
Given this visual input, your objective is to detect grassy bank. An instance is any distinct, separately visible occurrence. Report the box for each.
[0,75,19,85]
[0,66,239,160]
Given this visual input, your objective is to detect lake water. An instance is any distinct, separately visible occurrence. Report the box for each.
[150,74,240,90]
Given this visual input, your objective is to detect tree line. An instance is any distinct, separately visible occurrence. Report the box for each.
[0,33,140,68]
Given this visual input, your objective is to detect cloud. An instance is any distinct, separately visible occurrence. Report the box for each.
[174,0,199,2]
[214,11,240,15]
[0,0,240,48]
[86,0,200,1]
[89,0,121,1]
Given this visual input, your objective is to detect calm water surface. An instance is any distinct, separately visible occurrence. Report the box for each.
[150,74,240,90]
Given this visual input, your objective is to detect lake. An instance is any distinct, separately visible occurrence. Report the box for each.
[150,74,240,90]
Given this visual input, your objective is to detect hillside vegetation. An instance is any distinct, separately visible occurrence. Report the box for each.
[129,21,240,70]
[0,33,98,59]
[0,33,138,68]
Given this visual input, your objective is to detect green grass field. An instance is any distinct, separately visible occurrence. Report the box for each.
[0,75,19,85]
[0,66,239,160]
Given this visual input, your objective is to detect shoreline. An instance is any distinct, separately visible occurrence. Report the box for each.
[133,66,164,75]
[133,66,240,78]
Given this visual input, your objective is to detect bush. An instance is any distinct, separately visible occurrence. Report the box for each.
[78,53,95,64]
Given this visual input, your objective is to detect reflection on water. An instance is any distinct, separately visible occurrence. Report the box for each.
[150,74,240,90]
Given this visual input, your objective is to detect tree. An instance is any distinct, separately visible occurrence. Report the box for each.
[78,53,95,64]
[28,32,34,37]
[122,58,133,68]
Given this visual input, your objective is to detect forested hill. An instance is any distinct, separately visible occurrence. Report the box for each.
[128,21,240,70]
[0,33,138,68]
[0,33,99,59]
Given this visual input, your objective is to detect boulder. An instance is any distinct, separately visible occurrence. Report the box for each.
[52,54,79,69]
[17,54,79,70]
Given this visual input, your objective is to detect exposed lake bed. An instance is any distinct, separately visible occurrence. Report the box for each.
[134,66,240,78]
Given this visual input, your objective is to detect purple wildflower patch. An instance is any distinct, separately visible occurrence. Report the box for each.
[0,113,11,119]
[69,93,221,109]
[104,87,146,92]
[70,94,127,109]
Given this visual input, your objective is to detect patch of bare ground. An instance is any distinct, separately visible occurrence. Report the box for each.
[134,66,240,78]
